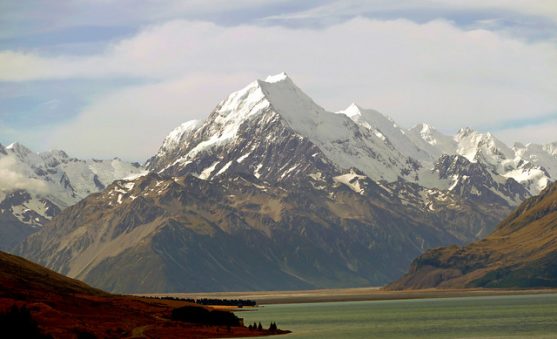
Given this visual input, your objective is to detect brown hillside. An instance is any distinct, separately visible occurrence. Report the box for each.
[388,181,557,290]
[0,251,283,338]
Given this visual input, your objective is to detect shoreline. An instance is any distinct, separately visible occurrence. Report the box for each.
[138,287,557,305]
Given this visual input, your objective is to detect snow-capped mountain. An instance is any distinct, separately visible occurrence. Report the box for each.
[407,125,553,196]
[406,123,457,158]
[147,73,554,207]
[19,73,554,293]
[146,72,420,183]
[144,73,555,232]
[339,103,433,162]
[0,142,144,249]
[512,142,557,193]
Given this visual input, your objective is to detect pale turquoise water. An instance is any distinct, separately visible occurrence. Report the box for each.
[236,294,557,338]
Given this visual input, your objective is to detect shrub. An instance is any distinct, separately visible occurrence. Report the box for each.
[0,305,52,339]
[171,306,241,327]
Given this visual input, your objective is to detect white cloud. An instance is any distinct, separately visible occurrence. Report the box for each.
[493,120,557,146]
[2,18,556,159]
[47,73,258,160]
[262,0,557,24]
[0,156,48,194]
[431,0,557,23]
[0,0,300,39]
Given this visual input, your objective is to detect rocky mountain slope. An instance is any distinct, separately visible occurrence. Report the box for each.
[18,172,467,292]
[388,181,557,289]
[146,73,421,184]
[144,73,549,237]
[0,143,144,250]
[146,74,552,201]
[17,73,556,293]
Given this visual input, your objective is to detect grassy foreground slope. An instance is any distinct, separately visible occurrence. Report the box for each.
[0,251,280,338]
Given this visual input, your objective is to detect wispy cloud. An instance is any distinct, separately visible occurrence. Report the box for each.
[0,156,48,194]
[260,0,557,41]
[1,2,556,159]
[261,0,557,25]
[0,18,551,159]
[487,113,557,131]
[0,0,306,40]
[46,72,258,160]
[486,113,557,146]
[494,120,557,146]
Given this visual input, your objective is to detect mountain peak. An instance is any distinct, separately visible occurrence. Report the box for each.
[338,103,398,129]
[150,73,424,182]
[513,142,526,149]
[7,142,26,150]
[6,142,33,157]
[264,72,290,83]
[152,73,332,169]
[165,120,202,145]
[455,127,515,165]
[40,149,69,159]
[406,123,457,157]
[215,72,325,127]
[456,127,475,138]
[410,123,436,141]
[340,103,364,118]
[415,123,432,134]
[545,142,557,156]
[154,120,202,162]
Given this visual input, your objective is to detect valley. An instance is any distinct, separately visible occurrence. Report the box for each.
[4,73,556,293]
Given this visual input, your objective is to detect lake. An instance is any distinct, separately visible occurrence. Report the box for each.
[236,293,557,338]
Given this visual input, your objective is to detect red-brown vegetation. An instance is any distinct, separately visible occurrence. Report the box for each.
[0,251,288,338]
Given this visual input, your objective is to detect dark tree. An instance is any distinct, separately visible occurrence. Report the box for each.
[171,306,241,327]
[0,305,52,339]
[269,322,278,332]
[75,330,97,339]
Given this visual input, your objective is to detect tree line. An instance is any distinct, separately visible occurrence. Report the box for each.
[247,321,279,332]
[147,295,257,307]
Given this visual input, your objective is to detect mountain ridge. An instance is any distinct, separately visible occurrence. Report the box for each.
[388,180,557,289]
[0,142,145,250]
[14,73,557,293]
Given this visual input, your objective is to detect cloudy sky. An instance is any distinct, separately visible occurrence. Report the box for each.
[1,0,556,161]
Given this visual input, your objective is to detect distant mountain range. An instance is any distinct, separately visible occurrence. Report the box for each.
[146,74,554,199]
[10,73,557,292]
[388,180,557,289]
[0,143,144,250]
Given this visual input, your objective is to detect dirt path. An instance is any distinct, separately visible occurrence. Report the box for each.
[128,325,151,338]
